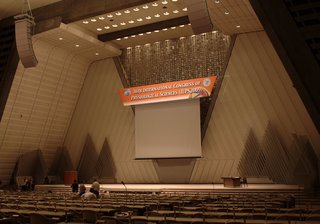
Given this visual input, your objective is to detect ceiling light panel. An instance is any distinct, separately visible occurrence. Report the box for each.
[73,0,188,35]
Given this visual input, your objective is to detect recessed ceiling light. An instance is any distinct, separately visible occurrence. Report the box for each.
[171,26,176,29]
[164,12,169,15]
[82,21,89,24]
[107,14,113,18]
[97,28,102,31]
[162,28,168,31]
[137,18,143,22]
[172,0,178,2]
[133,8,139,11]
[154,30,159,32]
[225,12,229,15]
[58,37,63,40]
[128,20,134,24]
[162,0,168,4]
[146,16,151,20]
[139,33,143,36]
[154,14,160,17]
[179,25,185,27]
[182,7,187,11]
[173,10,179,13]
[112,24,118,27]
[99,16,105,20]
[115,12,122,16]
[236,25,240,28]
[215,0,219,3]
[124,10,130,14]
[131,35,136,37]
[90,18,97,22]
[152,3,158,6]
[124,36,128,39]
[117,38,121,40]
[146,32,151,34]
[143,5,149,9]
[95,52,99,56]
[120,22,126,25]
[104,26,110,29]
[75,44,80,47]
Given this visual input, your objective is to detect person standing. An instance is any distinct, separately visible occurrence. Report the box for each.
[71,179,78,193]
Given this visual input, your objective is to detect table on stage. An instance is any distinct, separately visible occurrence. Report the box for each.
[221,177,241,187]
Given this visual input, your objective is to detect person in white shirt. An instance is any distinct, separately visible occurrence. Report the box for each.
[81,191,97,200]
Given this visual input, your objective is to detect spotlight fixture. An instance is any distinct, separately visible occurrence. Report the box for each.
[133,8,139,11]
[120,22,126,25]
[236,25,240,28]
[112,24,118,27]
[152,3,158,6]
[104,26,110,29]
[99,16,105,20]
[162,28,168,31]
[182,7,187,11]
[139,33,143,36]
[146,16,151,19]
[154,14,160,17]
[128,20,134,24]
[58,37,63,40]
[137,18,143,22]
[215,0,219,3]
[154,30,159,32]
[116,38,121,40]
[146,32,151,34]
[97,28,102,31]
[82,21,89,24]
[225,12,229,15]
[164,12,169,15]
[115,12,122,16]
[171,26,176,29]
[124,10,130,14]
[95,52,99,56]
[162,0,168,4]
[179,25,185,27]
[107,14,113,18]
[124,36,129,39]
[90,18,97,22]
[143,5,149,9]
[172,0,178,1]
[173,10,179,13]
[75,44,80,47]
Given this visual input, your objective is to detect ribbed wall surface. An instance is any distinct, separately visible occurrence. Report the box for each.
[0,39,90,184]
[64,31,319,184]
[190,31,320,183]
[64,59,159,183]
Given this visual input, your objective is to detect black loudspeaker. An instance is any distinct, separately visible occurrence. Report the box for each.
[186,0,213,34]
[15,14,38,68]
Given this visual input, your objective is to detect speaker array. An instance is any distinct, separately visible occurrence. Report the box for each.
[15,15,38,68]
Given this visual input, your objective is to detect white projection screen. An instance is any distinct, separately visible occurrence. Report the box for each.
[135,99,202,159]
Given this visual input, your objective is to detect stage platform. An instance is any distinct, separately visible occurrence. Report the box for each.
[36,183,303,193]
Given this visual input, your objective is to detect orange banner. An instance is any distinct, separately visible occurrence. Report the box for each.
[118,76,216,106]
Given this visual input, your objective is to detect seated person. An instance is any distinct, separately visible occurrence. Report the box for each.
[90,179,100,198]
[79,180,86,196]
